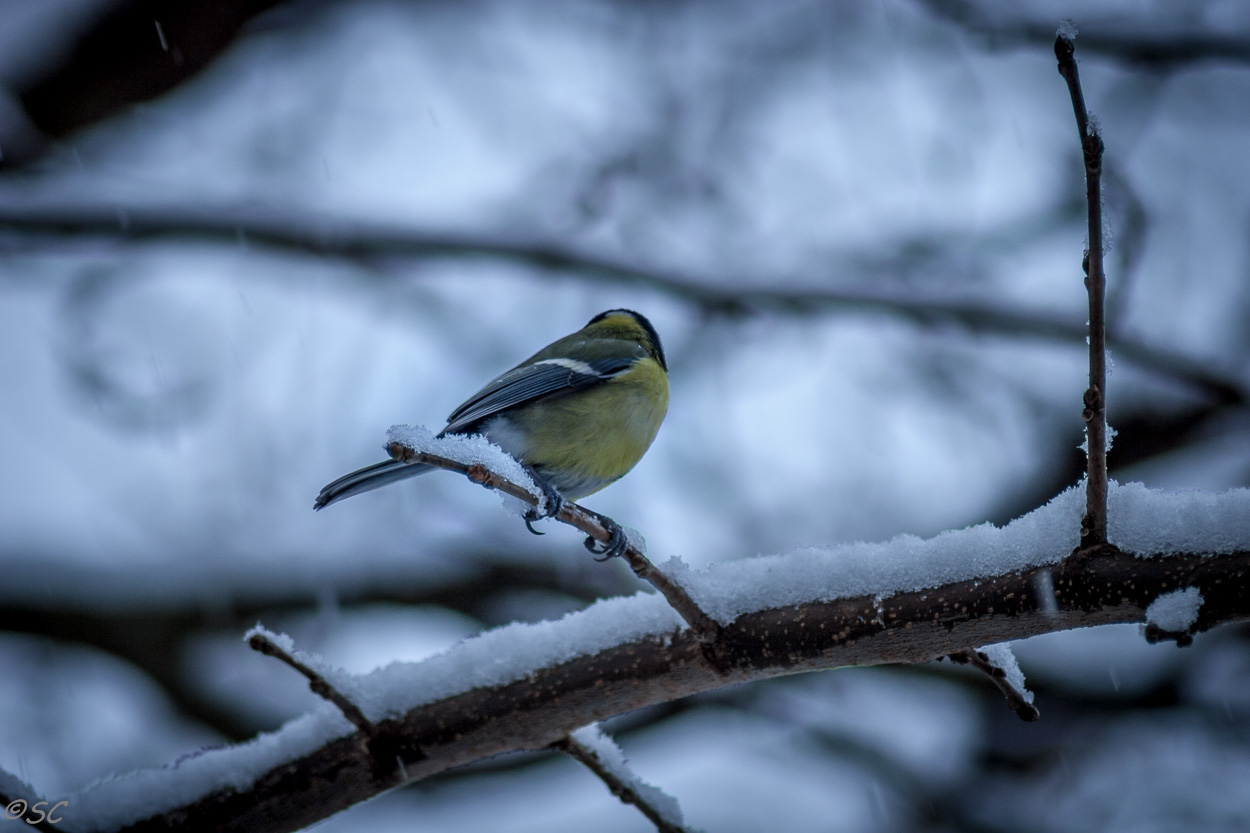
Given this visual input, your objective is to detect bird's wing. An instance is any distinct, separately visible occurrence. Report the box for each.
[442,355,635,434]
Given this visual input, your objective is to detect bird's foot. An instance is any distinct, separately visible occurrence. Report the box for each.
[583,514,628,561]
[523,467,564,535]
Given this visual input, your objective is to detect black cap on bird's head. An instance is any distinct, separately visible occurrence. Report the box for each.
[586,309,667,371]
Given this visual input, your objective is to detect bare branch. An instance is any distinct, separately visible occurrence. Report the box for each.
[1056,30,1112,549]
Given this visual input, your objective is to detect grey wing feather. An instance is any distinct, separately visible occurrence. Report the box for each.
[314,459,434,509]
[443,356,635,434]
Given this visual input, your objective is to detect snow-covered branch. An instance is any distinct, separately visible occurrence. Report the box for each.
[61,485,1250,833]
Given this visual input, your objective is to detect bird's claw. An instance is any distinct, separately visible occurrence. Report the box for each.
[523,467,564,535]
[584,517,627,561]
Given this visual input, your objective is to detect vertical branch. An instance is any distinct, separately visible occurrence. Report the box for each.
[1055,27,1109,546]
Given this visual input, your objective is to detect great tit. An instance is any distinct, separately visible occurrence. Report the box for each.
[314,309,669,550]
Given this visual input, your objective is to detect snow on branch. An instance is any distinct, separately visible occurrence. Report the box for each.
[1144,587,1205,646]
[59,484,1250,833]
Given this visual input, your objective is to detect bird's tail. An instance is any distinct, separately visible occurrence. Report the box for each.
[314,459,433,510]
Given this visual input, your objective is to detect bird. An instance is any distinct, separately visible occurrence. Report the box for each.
[314,309,669,557]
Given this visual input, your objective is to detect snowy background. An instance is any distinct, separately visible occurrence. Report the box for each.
[2,0,1250,830]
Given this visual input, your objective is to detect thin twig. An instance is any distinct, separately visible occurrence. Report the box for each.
[1056,28,1110,547]
[555,731,696,833]
[386,443,724,650]
[947,648,1040,722]
[247,632,373,735]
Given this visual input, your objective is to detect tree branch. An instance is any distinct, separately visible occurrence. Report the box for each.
[101,541,1250,833]
[0,203,1241,406]
[383,440,724,648]
[246,630,373,736]
[555,726,695,833]
[947,648,1039,722]
[1056,29,1112,549]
